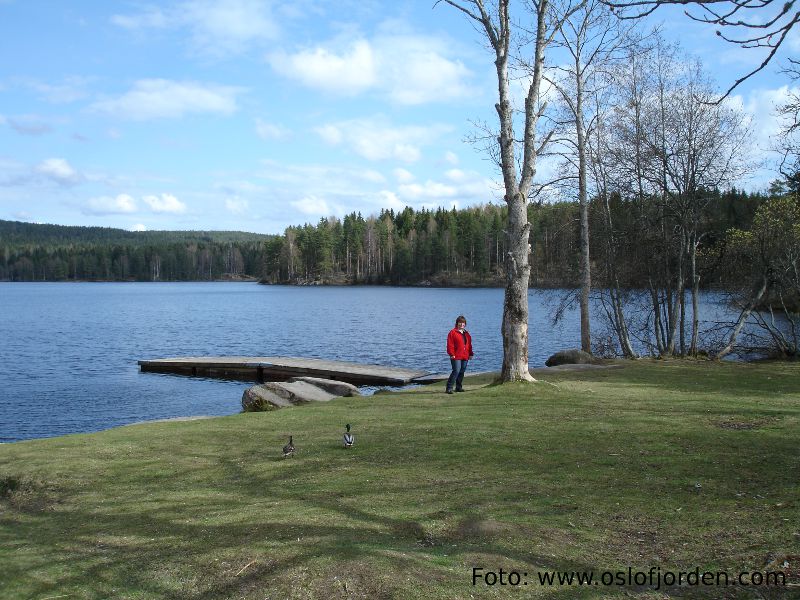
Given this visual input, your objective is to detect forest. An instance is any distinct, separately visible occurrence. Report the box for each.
[260,187,766,288]
[0,220,272,281]
[0,186,771,289]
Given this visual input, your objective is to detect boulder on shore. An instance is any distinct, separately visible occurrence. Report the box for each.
[242,377,359,412]
[545,348,599,367]
[287,376,360,397]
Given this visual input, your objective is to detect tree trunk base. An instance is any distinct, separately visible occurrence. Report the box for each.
[499,368,537,383]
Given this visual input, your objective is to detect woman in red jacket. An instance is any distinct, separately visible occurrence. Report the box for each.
[446,315,473,394]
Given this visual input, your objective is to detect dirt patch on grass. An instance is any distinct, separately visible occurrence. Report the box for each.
[451,517,514,541]
[712,416,778,431]
[0,474,60,512]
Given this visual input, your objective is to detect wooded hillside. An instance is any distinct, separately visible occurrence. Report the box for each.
[0,188,768,285]
[0,221,272,281]
[261,187,765,288]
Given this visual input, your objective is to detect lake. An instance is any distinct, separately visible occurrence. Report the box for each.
[1,282,732,442]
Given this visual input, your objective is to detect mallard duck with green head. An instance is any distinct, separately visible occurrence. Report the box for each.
[282,435,295,458]
[343,424,354,449]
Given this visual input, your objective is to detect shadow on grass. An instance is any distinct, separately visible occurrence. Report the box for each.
[6,437,795,600]
[3,360,799,599]
[0,437,662,599]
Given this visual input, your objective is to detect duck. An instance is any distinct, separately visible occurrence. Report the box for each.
[343,424,354,449]
[282,435,295,458]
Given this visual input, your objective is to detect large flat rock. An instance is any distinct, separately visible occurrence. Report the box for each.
[242,377,357,412]
[288,376,360,397]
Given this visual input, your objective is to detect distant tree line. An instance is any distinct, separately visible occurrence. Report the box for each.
[0,221,272,281]
[260,187,768,289]
[0,186,777,289]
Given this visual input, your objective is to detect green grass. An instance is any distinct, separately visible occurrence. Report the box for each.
[1,360,799,599]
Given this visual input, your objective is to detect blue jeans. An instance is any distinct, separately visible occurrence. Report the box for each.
[447,359,468,391]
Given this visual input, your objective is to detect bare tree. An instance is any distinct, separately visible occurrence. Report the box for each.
[589,85,640,357]
[658,60,751,353]
[438,0,585,381]
[600,35,750,356]
[547,0,632,353]
[600,0,799,95]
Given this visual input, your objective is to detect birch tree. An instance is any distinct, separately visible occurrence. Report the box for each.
[439,0,585,382]
[596,35,749,356]
[548,0,630,353]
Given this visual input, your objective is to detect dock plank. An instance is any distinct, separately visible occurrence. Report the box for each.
[138,356,428,386]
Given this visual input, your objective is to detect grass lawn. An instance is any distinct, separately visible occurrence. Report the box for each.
[1,360,799,599]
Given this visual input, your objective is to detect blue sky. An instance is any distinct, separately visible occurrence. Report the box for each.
[0,0,797,234]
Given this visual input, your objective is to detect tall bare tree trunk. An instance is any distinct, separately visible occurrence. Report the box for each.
[576,61,592,354]
[649,282,666,355]
[690,231,700,355]
[501,195,534,380]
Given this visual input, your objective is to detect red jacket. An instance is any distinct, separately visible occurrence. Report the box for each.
[447,328,473,360]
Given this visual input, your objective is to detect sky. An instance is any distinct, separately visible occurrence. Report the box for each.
[0,0,797,234]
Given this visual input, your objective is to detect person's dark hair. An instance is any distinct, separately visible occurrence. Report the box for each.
[455,315,467,326]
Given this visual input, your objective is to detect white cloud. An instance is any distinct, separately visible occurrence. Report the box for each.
[393,168,415,183]
[251,158,500,223]
[734,86,797,147]
[396,169,499,206]
[291,195,333,216]
[112,0,279,56]
[84,194,138,215]
[444,151,459,165]
[183,0,280,55]
[259,161,339,185]
[91,79,242,120]
[36,158,81,185]
[314,117,449,163]
[143,193,187,214]
[377,33,472,105]
[315,124,343,145]
[398,180,458,200]
[269,30,473,105]
[376,190,404,211]
[445,168,466,182]
[362,170,386,184]
[269,39,377,96]
[225,197,249,215]
[132,223,148,231]
[255,118,290,140]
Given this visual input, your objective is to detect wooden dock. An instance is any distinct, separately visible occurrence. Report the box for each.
[138,356,429,386]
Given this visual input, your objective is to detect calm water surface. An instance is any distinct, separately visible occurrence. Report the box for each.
[0,283,728,442]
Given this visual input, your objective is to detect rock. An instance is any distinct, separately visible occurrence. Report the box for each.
[287,376,360,397]
[242,377,358,412]
[545,348,599,367]
[242,384,292,412]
